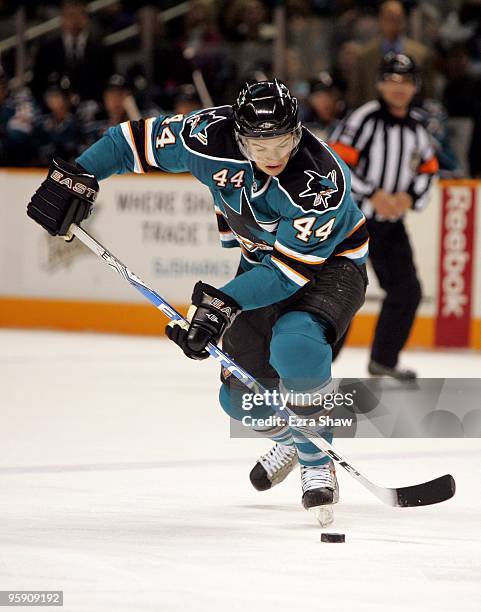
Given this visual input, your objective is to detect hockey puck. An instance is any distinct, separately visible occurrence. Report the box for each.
[320,532,345,543]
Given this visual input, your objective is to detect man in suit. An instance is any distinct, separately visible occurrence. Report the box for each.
[348,0,433,108]
[32,0,114,104]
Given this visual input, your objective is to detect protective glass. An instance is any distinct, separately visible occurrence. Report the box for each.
[238,128,301,163]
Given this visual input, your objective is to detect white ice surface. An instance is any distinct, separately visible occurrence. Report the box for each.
[1,329,480,612]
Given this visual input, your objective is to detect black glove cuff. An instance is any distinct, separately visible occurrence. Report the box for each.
[191,281,240,311]
[47,158,99,205]
[191,282,241,329]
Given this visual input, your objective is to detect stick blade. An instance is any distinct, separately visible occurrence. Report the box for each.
[396,474,456,507]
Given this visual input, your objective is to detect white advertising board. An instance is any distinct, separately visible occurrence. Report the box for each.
[0,172,239,304]
[0,172,479,323]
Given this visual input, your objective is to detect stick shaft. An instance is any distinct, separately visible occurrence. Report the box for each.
[70,224,261,391]
[69,224,453,507]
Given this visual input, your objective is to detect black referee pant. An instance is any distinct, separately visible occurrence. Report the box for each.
[366,218,422,367]
[332,218,421,367]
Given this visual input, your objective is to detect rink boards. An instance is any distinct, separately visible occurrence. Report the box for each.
[0,169,480,349]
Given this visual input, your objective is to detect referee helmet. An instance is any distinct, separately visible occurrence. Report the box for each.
[379,52,419,86]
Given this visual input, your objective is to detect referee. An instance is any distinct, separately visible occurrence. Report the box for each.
[330,53,439,380]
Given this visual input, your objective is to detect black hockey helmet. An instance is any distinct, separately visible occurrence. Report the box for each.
[378,52,419,83]
[233,79,301,138]
[232,79,302,160]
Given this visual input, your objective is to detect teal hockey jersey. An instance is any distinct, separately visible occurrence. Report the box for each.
[77,106,369,310]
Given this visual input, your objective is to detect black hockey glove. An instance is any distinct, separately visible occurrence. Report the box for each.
[27,158,99,236]
[166,281,241,360]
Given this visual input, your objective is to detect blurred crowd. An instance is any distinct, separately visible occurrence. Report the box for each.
[1,0,481,176]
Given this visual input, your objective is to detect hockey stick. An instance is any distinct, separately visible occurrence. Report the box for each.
[67,223,456,508]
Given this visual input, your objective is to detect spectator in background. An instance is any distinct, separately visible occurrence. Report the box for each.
[153,0,233,108]
[413,98,461,178]
[182,0,223,49]
[0,64,37,166]
[222,0,270,43]
[223,0,274,88]
[459,0,481,75]
[0,64,16,163]
[84,74,131,145]
[437,42,481,176]
[32,0,114,105]
[332,0,378,48]
[348,0,434,107]
[152,29,195,111]
[300,72,346,140]
[101,74,130,126]
[173,84,202,116]
[442,43,481,118]
[331,40,362,98]
[287,0,331,82]
[469,103,481,177]
[34,74,84,165]
[180,0,234,104]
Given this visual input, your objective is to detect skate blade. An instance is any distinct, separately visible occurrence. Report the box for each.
[309,505,334,527]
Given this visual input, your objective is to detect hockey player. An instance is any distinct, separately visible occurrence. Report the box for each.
[26,80,368,523]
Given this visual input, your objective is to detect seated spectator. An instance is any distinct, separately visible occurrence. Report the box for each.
[287,0,330,79]
[0,64,38,166]
[331,40,362,101]
[183,0,224,49]
[223,0,274,91]
[84,74,131,145]
[101,74,131,126]
[151,9,196,112]
[442,43,481,118]
[180,0,234,105]
[32,0,114,105]
[412,98,462,178]
[469,105,481,177]
[333,0,378,47]
[0,65,15,163]
[223,0,271,43]
[348,0,434,107]
[300,72,347,140]
[34,74,85,165]
[459,1,481,76]
[173,84,202,116]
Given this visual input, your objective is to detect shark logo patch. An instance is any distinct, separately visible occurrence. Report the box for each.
[299,169,338,209]
[186,110,226,145]
[220,188,277,253]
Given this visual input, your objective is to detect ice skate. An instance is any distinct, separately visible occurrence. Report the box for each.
[301,462,339,526]
[250,443,298,491]
[368,360,417,381]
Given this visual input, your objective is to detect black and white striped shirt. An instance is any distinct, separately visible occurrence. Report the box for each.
[329,100,438,219]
